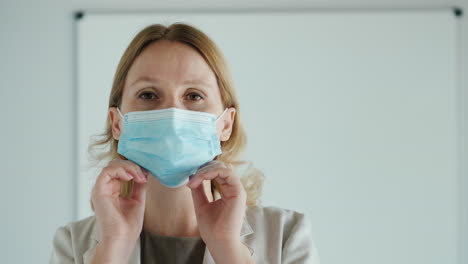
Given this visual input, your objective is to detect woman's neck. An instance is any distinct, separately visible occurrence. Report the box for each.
[142,175,213,237]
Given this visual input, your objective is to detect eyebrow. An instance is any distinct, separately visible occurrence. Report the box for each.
[182,79,213,87]
[129,76,161,88]
[129,76,213,89]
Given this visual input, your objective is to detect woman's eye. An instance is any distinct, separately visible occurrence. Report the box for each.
[186,92,203,101]
[139,91,157,100]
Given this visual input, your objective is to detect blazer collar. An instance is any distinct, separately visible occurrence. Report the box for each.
[86,215,254,264]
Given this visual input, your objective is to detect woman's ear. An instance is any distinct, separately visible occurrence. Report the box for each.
[109,107,122,140]
[219,107,236,141]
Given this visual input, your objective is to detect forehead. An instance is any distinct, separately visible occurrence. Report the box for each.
[125,40,218,89]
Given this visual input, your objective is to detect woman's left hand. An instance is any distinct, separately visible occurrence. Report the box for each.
[187,160,252,263]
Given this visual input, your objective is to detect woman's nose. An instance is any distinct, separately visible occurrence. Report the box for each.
[159,96,185,110]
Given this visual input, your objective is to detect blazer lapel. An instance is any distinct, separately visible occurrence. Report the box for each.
[84,218,141,264]
[202,215,254,264]
[82,239,98,264]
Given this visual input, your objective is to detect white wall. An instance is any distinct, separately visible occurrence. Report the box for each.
[1,0,467,264]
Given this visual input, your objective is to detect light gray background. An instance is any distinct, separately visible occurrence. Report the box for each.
[1,1,468,264]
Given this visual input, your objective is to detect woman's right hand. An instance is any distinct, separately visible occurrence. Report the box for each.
[90,159,148,259]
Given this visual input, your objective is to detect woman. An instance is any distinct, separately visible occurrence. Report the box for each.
[50,22,320,264]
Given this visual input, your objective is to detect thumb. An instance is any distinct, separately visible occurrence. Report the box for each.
[190,181,209,216]
[131,181,147,203]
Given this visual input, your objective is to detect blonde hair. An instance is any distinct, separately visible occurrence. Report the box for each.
[88,22,263,208]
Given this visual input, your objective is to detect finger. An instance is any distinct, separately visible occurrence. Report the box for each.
[188,167,238,189]
[190,182,209,216]
[212,175,246,200]
[196,160,227,175]
[194,167,244,200]
[94,167,133,194]
[115,159,147,178]
[127,161,148,178]
[124,165,147,183]
[131,180,147,203]
[187,168,221,189]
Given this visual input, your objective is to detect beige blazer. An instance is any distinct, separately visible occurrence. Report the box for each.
[50,205,320,264]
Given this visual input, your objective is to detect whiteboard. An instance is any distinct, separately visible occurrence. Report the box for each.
[77,10,459,264]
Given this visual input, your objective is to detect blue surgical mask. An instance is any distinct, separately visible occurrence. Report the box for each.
[116,107,228,188]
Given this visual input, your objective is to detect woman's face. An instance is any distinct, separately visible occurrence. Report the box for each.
[109,40,235,142]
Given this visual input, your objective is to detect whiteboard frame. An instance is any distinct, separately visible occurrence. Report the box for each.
[73,7,467,264]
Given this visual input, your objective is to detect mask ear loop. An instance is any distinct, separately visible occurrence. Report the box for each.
[116,107,124,119]
[212,107,230,196]
[216,108,229,122]
[115,106,133,198]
